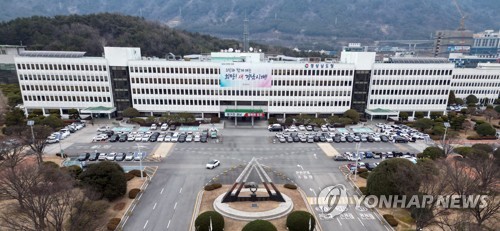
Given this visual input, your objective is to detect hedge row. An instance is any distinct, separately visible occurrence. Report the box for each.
[129,169,147,177]
[124,172,135,181]
[204,183,222,191]
[129,188,141,199]
[466,135,497,140]
[383,214,399,227]
[284,183,297,190]
[358,172,370,179]
[359,187,368,195]
[107,218,121,231]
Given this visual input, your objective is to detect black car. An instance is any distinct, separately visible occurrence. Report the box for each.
[104,130,115,137]
[178,135,186,142]
[77,152,90,161]
[149,135,158,142]
[319,136,327,142]
[366,163,378,171]
[346,136,354,142]
[380,135,389,142]
[313,136,320,142]
[200,136,208,143]
[115,152,125,161]
[88,153,99,161]
[333,155,349,161]
[395,137,408,143]
[293,136,300,142]
[109,134,119,142]
[119,134,127,142]
[334,136,341,143]
[367,136,374,142]
[170,125,177,131]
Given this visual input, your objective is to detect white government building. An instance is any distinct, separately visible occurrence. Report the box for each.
[14,47,500,121]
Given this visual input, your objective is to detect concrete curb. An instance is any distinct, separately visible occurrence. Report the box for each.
[189,190,205,231]
[297,188,324,231]
[115,175,152,231]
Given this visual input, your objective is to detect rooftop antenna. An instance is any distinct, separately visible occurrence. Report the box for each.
[243,14,249,52]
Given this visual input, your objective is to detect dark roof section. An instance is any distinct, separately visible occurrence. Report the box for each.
[19,51,86,58]
[388,57,450,64]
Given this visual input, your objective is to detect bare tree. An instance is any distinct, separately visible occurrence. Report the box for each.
[68,189,109,231]
[483,109,498,123]
[0,137,28,169]
[462,120,473,135]
[23,125,53,165]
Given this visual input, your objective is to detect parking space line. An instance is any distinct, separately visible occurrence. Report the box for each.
[143,220,148,229]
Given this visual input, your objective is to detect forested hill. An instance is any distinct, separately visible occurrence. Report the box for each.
[0,0,499,49]
[0,14,297,57]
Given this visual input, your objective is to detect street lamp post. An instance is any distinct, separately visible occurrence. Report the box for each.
[443,122,451,155]
[136,143,144,180]
[354,142,361,181]
[27,120,35,144]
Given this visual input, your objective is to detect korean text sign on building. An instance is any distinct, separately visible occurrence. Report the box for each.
[220,63,272,88]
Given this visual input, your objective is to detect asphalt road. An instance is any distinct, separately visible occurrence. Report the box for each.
[120,127,423,231]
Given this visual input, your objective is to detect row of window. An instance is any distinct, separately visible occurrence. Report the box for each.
[21,85,110,92]
[453,89,500,95]
[271,100,349,107]
[131,66,218,74]
[373,69,452,76]
[370,89,448,96]
[134,98,219,106]
[452,74,499,80]
[272,69,353,76]
[19,74,109,82]
[451,82,500,87]
[131,88,351,97]
[371,79,451,86]
[131,77,217,85]
[370,98,447,105]
[17,63,107,72]
[23,95,111,103]
[272,80,352,87]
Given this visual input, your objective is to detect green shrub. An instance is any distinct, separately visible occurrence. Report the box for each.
[284,183,297,190]
[357,168,368,173]
[210,117,221,123]
[242,220,277,231]
[383,214,399,227]
[204,183,221,191]
[107,218,121,231]
[286,211,316,231]
[467,135,497,140]
[359,187,368,195]
[129,188,141,199]
[43,161,60,168]
[129,169,147,177]
[66,165,83,178]
[124,172,135,181]
[195,211,224,231]
[78,162,126,201]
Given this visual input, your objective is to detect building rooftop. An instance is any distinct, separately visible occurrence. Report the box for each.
[19,51,86,58]
[387,57,450,64]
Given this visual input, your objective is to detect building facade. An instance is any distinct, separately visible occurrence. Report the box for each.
[471,30,500,55]
[433,30,474,57]
[14,46,500,120]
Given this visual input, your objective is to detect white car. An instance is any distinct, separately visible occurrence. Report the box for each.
[194,135,201,142]
[157,135,165,142]
[141,135,149,142]
[164,135,172,142]
[134,152,144,161]
[206,160,220,169]
[186,135,193,142]
[135,136,142,142]
[97,126,108,132]
[171,135,178,142]
[325,136,333,142]
[285,126,298,132]
[161,123,168,131]
[298,125,306,131]
[150,124,157,130]
[93,134,108,142]
[106,152,116,161]
[98,153,107,161]
[321,125,328,132]
[125,152,135,161]
[127,135,135,141]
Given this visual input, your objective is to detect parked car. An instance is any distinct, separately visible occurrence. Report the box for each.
[200,136,208,143]
[134,152,144,161]
[109,134,119,142]
[169,125,177,131]
[150,124,157,130]
[125,152,135,161]
[106,152,116,161]
[206,159,220,169]
[161,123,168,131]
[115,152,125,161]
[77,153,90,161]
[98,153,107,161]
[365,151,374,158]
[88,153,99,161]
[334,155,349,161]
[366,163,379,171]
[127,135,135,142]
[119,134,128,142]
[93,134,108,142]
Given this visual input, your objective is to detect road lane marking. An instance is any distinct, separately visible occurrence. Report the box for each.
[357,217,365,226]
[143,220,149,229]
[153,203,157,210]
[160,188,164,194]
[337,217,342,226]
[179,188,183,194]
[174,202,178,210]
[167,220,171,229]
[138,193,143,200]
